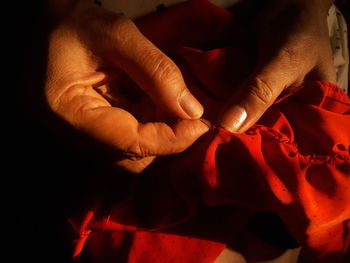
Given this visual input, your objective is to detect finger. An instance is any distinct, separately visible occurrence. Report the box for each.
[218,52,302,133]
[99,14,204,120]
[116,119,212,173]
[116,156,157,174]
[78,106,209,157]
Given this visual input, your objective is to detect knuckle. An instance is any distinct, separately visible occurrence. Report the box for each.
[278,47,297,61]
[148,53,178,83]
[124,124,154,159]
[141,50,182,89]
[106,14,136,43]
[248,77,275,106]
[274,44,304,66]
[125,141,144,159]
[272,48,298,70]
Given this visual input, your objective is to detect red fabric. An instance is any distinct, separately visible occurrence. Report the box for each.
[71,0,350,262]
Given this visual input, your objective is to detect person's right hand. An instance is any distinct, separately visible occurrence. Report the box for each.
[45,0,208,173]
[219,0,336,133]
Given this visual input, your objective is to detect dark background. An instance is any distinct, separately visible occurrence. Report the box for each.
[3,1,350,263]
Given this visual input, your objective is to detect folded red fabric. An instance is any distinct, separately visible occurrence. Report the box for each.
[70,0,350,262]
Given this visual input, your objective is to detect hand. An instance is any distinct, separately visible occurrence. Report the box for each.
[45,0,207,173]
[219,0,336,133]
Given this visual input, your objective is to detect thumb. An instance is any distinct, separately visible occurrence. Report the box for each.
[106,16,203,119]
[219,57,301,133]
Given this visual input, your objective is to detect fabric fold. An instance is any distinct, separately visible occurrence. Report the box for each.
[71,0,350,262]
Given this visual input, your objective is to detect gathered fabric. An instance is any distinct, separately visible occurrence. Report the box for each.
[70,0,350,262]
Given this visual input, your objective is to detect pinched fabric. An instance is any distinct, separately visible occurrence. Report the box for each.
[70,1,350,262]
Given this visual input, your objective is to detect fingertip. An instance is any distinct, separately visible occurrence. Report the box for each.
[197,119,211,134]
[219,106,247,133]
[199,118,212,129]
[171,119,210,149]
[178,89,204,119]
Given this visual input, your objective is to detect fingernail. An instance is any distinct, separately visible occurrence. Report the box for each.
[220,106,247,133]
[179,90,204,119]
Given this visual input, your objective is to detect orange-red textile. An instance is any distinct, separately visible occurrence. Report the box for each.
[70,0,350,262]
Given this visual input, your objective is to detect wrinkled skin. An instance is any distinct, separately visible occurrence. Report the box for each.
[45,0,335,174]
[45,1,208,173]
[219,0,336,133]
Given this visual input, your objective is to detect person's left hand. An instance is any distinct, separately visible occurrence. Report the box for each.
[219,0,336,133]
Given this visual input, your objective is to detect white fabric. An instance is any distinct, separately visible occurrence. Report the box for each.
[327,5,349,93]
